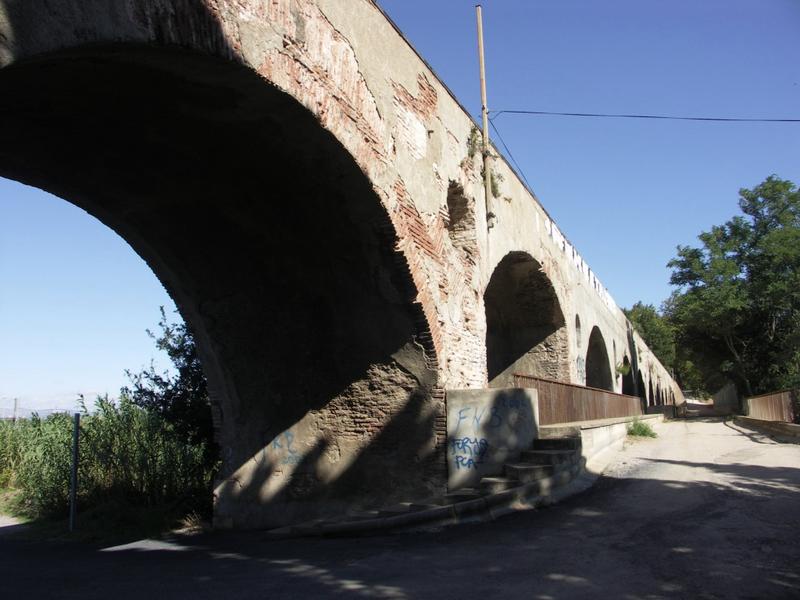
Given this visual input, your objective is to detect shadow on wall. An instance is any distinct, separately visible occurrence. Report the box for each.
[0,4,445,529]
[445,388,538,489]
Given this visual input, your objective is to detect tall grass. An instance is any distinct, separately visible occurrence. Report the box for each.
[0,396,214,520]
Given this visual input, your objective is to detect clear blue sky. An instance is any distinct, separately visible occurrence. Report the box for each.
[1,0,798,408]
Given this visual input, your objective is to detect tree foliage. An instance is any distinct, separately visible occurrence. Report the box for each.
[623,302,676,370]
[122,308,216,462]
[666,176,800,397]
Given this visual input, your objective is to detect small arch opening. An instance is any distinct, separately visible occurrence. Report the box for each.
[585,326,613,392]
[484,252,569,387]
[621,356,635,396]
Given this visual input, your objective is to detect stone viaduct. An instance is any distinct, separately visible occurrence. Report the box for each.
[0,0,682,528]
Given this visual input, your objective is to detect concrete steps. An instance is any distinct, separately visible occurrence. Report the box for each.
[441,488,482,504]
[503,463,554,483]
[477,435,580,491]
[533,436,581,451]
[520,448,576,466]
[480,476,518,494]
[265,431,585,539]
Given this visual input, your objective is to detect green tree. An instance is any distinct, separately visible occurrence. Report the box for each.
[623,302,676,370]
[122,308,216,464]
[666,176,800,397]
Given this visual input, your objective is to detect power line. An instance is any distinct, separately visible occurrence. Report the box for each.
[490,109,800,123]
[488,117,535,195]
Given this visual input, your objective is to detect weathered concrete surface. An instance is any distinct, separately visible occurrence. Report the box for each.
[735,416,800,439]
[0,0,683,527]
[1,419,798,599]
[551,413,664,462]
[446,388,538,488]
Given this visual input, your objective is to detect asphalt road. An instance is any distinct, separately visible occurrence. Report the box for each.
[1,419,798,599]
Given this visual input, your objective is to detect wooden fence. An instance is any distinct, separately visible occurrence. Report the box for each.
[513,374,643,425]
[746,389,798,423]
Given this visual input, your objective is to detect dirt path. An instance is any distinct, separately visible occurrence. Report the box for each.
[0,419,798,599]
[0,514,20,528]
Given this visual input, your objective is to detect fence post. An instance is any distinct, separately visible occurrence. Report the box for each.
[69,412,80,532]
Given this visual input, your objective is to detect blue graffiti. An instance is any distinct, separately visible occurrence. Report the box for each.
[455,455,482,470]
[455,407,469,436]
[450,437,489,469]
[454,401,530,435]
[489,406,503,428]
[472,406,488,430]
[271,430,297,453]
[284,430,297,455]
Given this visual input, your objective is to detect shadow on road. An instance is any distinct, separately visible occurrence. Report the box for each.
[2,451,799,600]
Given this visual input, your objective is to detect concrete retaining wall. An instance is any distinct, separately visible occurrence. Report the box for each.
[734,416,800,439]
[446,388,665,490]
[542,414,664,463]
[446,388,539,488]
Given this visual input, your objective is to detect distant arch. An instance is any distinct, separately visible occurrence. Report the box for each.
[636,369,646,401]
[648,378,654,406]
[585,326,613,391]
[485,252,569,387]
[621,356,635,396]
[636,369,647,412]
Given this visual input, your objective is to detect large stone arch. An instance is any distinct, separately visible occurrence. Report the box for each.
[585,326,613,391]
[0,9,443,528]
[484,251,569,387]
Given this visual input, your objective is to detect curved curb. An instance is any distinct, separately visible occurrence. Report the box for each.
[262,418,650,540]
[264,459,594,540]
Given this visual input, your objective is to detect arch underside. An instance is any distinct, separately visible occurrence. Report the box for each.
[636,370,647,402]
[485,252,569,388]
[0,47,443,528]
[585,326,613,392]
[621,356,635,396]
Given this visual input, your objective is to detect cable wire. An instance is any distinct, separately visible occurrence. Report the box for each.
[490,109,800,123]
[488,116,534,195]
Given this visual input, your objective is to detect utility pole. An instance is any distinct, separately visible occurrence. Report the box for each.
[476,4,495,230]
[12,397,18,422]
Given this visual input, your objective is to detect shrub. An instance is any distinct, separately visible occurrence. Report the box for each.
[3,397,214,520]
[627,419,657,438]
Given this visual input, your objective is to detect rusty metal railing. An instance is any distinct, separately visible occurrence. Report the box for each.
[746,389,798,423]
[513,373,643,425]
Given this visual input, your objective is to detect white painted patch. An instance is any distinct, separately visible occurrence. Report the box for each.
[394,104,428,160]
